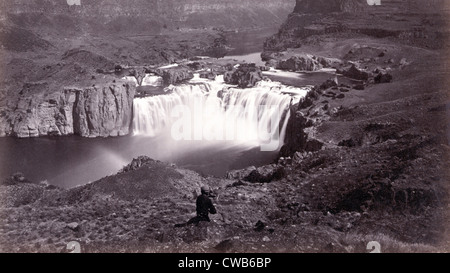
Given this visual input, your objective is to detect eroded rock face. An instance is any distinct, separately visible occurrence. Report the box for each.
[71,83,135,138]
[0,82,135,138]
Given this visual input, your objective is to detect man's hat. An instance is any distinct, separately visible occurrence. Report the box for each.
[201,186,210,194]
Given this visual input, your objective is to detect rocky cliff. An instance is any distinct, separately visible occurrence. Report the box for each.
[0,0,295,31]
[0,81,135,138]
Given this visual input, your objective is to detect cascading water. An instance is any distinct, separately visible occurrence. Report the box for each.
[132,75,311,151]
[122,74,163,87]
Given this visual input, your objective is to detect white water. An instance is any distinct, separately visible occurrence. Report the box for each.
[132,75,311,151]
[122,74,163,87]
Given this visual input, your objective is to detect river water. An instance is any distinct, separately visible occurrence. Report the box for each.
[0,28,338,189]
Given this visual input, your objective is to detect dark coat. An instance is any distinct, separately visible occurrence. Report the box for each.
[195,194,217,221]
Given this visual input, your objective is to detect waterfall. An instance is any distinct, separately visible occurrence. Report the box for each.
[132,75,311,150]
[122,74,163,87]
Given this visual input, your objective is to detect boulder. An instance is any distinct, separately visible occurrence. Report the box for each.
[254,220,266,232]
[277,54,323,72]
[399,58,410,68]
[159,68,194,85]
[199,71,217,80]
[305,139,324,152]
[186,62,203,71]
[244,165,286,183]
[339,64,370,81]
[273,53,342,72]
[66,222,80,232]
[224,64,263,88]
[374,71,393,84]
[320,78,338,90]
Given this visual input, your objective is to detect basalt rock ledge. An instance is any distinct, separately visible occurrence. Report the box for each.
[0,81,135,138]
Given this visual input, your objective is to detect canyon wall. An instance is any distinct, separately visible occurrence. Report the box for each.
[264,0,449,52]
[0,0,296,30]
[0,82,135,138]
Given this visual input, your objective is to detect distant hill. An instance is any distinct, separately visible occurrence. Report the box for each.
[293,0,368,13]
[292,0,449,14]
[0,0,296,32]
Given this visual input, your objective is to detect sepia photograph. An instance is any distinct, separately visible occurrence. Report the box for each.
[0,0,448,257]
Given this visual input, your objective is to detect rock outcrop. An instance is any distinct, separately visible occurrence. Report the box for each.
[224,64,263,88]
[70,83,135,138]
[150,67,194,86]
[337,64,371,81]
[273,54,341,72]
[374,70,393,84]
[0,81,135,138]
